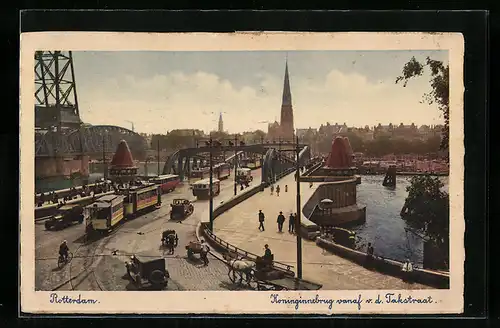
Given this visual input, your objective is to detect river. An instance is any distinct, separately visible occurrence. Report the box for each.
[354,175,449,266]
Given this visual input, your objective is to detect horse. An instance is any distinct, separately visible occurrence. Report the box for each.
[223,252,256,285]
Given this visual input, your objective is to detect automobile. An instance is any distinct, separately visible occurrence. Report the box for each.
[125,255,170,290]
[44,204,84,230]
[170,199,194,220]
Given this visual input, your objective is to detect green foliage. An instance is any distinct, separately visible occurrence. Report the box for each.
[402,175,449,247]
[396,57,449,151]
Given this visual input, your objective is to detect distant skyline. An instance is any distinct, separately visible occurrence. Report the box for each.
[72,50,448,134]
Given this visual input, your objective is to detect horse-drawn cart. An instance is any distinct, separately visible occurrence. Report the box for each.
[223,253,322,291]
[161,230,179,254]
[186,240,210,265]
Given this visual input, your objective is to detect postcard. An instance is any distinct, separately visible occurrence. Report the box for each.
[20,31,464,315]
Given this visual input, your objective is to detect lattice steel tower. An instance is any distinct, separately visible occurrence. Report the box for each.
[35,51,83,156]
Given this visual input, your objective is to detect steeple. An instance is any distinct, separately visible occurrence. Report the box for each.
[279,58,294,140]
[218,112,224,132]
[281,59,292,107]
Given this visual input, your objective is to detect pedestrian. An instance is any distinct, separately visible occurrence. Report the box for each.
[285,185,288,192]
[288,212,295,233]
[258,210,265,231]
[200,240,210,266]
[401,258,414,282]
[277,211,285,232]
[365,242,374,268]
[276,185,280,196]
[270,184,274,195]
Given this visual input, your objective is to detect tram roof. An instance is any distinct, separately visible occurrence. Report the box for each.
[192,178,220,185]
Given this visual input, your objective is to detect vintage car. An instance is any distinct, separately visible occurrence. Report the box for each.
[170,199,194,220]
[44,204,84,230]
[236,168,253,184]
[125,255,170,290]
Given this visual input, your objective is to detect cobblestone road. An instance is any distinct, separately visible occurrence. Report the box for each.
[35,170,261,291]
[213,172,431,290]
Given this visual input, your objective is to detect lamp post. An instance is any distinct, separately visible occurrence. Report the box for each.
[209,134,214,231]
[102,134,107,180]
[233,134,238,196]
[295,135,303,279]
[157,139,160,176]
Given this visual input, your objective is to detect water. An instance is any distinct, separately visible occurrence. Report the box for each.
[354,175,449,266]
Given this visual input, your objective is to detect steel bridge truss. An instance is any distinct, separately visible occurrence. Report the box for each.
[162,143,311,183]
[35,125,149,160]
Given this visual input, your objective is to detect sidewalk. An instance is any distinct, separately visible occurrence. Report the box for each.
[213,173,430,290]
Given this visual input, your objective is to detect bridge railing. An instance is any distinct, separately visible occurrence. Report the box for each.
[204,228,294,273]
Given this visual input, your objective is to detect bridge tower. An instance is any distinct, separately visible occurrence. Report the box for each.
[35,51,88,189]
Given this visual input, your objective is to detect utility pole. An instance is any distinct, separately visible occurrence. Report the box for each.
[157,139,160,176]
[209,134,214,231]
[295,135,303,279]
[102,134,106,180]
[233,134,238,196]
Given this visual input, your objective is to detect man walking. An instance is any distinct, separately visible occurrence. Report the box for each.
[276,185,280,196]
[258,210,265,231]
[277,211,285,233]
[288,212,295,233]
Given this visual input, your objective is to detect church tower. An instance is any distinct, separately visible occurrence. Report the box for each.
[218,112,224,133]
[280,60,295,140]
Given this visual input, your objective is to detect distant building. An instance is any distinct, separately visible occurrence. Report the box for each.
[168,129,205,137]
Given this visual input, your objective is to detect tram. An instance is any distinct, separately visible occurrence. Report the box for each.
[191,178,220,199]
[190,167,210,181]
[214,163,231,180]
[85,183,161,234]
[149,174,180,194]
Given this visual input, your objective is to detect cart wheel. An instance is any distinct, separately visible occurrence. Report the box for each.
[187,249,193,258]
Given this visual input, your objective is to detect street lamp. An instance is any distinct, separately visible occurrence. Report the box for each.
[209,134,214,231]
[233,135,238,196]
[102,133,107,180]
[295,135,303,279]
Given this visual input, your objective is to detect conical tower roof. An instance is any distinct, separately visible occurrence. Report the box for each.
[324,136,353,168]
[110,140,137,168]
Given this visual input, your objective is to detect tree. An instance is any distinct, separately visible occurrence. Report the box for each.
[396,56,449,151]
[400,175,449,251]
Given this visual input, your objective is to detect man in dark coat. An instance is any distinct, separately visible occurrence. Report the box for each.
[288,213,295,233]
[277,211,285,232]
[258,210,265,231]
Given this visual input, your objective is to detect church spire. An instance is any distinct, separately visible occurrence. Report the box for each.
[282,59,292,107]
[280,58,294,140]
[218,112,224,132]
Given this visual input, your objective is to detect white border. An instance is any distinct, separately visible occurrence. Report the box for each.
[20,32,465,314]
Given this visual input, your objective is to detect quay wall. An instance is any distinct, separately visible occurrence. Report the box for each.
[316,237,449,289]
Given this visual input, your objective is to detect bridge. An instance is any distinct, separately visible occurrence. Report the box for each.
[162,140,312,183]
[34,50,149,162]
[35,125,149,160]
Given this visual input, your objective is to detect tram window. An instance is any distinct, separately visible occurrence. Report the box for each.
[96,209,109,220]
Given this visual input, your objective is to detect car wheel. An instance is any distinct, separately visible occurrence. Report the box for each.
[149,270,165,286]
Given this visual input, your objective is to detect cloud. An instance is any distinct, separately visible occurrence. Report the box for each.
[78,68,444,134]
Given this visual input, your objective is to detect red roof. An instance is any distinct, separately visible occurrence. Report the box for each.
[324,136,353,168]
[110,140,137,168]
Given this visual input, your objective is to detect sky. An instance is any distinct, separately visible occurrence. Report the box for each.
[70,50,448,134]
